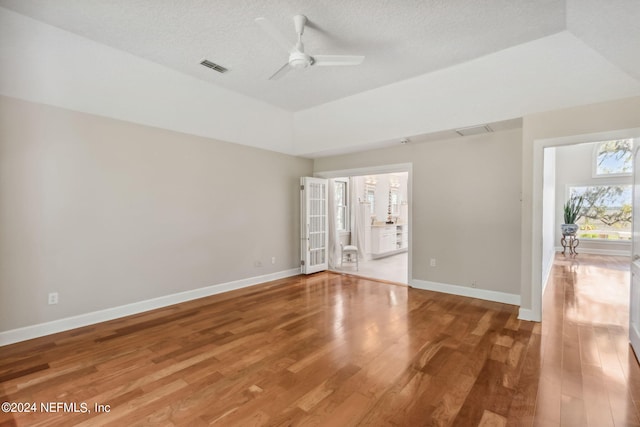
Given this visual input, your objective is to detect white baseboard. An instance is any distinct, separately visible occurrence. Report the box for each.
[554,246,631,256]
[0,268,300,346]
[518,307,540,322]
[541,249,555,295]
[409,279,520,306]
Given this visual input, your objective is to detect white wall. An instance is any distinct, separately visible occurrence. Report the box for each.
[5,5,637,160]
[555,142,632,255]
[0,95,312,334]
[294,32,640,157]
[315,129,522,301]
[0,7,294,154]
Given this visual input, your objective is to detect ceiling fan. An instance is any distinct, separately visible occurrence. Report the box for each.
[255,14,365,80]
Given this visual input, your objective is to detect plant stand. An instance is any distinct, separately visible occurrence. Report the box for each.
[561,233,579,255]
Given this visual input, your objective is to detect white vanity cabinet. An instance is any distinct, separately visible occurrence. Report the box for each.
[371,224,408,258]
[397,225,408,250]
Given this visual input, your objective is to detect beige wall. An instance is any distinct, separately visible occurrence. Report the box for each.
[521,95,640,318]
[5,91,638,334]
[0,96,312,332]
[314,129,523,296]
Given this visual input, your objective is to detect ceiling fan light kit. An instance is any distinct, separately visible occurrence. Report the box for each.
[289,51,313,69]
[255,14,365,80]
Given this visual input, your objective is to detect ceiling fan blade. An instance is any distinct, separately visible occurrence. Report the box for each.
[269,62,292,80]
[313,55,365,66]
[255,17,293,53]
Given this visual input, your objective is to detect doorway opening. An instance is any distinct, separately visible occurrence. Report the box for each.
[538,131,639,359]
[315,164,412,285]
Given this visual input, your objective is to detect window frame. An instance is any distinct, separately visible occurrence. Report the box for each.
[592,139,634,178]
[334,178,349,232]
[566,182,632,242]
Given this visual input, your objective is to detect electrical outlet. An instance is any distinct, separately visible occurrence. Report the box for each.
[48,292,59,305]
[471,281,477,288]
[271,256,276,264]
[430,258,436,267]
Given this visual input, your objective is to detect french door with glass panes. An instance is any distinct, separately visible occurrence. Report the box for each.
[300,177,328,274]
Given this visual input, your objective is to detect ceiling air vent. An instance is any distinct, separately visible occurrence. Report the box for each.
[455,124,493,137]
[199,59,228,73]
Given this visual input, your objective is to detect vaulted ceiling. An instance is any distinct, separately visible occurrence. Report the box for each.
[1,1,639,156]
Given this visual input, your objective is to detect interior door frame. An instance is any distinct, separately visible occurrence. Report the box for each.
[631,144,640,359]
[314,163,413,284]
[532,127,640,324]
[300,177,329,274]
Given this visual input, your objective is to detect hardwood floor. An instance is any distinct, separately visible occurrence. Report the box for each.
[0,254,638,426]
[535,254,640,427]
[333,252,408,284]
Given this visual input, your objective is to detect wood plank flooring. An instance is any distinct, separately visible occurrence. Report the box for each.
[0,253,638,426]
[534,254,640,427]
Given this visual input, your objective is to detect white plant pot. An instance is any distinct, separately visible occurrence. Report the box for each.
[561,224,579,235]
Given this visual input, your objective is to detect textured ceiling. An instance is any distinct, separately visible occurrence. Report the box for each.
[0,0,567,111]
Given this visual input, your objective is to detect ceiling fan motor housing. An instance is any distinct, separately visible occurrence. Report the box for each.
[289,51,313,69]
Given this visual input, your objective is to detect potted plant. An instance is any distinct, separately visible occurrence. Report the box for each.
[561,195,584,235]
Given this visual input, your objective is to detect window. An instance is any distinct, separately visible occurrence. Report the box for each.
[594,139,633,176]
[335,179,348,231]
[569,185,632,240]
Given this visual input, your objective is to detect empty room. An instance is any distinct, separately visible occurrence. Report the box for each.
[2,1,640,426]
